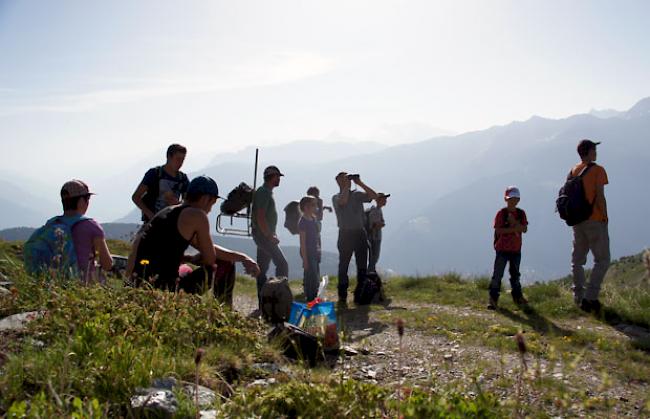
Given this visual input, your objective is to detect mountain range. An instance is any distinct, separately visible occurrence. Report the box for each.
[2,97,650,280]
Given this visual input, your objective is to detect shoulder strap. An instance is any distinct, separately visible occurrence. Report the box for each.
[578,163,595,177]
[569,163,595,180]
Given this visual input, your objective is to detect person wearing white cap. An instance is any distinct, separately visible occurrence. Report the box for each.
[487,186,528,310]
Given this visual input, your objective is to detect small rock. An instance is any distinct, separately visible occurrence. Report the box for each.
[27,338,45,349]
[130,389,178,418]
[366,369,377,378]
[152,377,178,390]
[342,346,359,356]
[0,287,9,295]
[252,362,281,374]
[375,351,386,356]
[443,353,453,360]
[248,378,277,387]
[183,384,216,408]
[0,311,43,332]
[200,410,217,419]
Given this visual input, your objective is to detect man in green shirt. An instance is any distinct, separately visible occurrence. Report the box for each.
[252,165,289,308]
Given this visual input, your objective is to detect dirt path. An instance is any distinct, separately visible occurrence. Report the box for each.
[231,292,649,416]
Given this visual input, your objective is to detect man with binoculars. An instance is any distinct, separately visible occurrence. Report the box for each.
[332,171,378,305]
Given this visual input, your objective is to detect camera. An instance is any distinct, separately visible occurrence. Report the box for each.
[347,174,360,180]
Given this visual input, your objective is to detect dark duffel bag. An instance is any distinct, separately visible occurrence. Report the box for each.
[354,271,385,305]
[268,322,321,367]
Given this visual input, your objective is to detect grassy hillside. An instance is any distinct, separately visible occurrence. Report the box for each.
[1,239,650,417]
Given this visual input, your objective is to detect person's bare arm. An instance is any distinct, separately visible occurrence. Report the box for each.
[213,244,260,276]
[594,184,607,221]
[93,237,113,271]
[187,212,217,266]
[132,184,154,221]
[299,230,308,270]
[255,208,278,244]
[354,178,378,200]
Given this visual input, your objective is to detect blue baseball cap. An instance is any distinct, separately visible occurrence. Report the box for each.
[187,175,221,198]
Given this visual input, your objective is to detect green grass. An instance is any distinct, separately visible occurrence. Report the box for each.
[1,240,514,417]
[3,239,650,417]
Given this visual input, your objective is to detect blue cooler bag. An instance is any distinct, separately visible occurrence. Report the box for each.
[289,301,338,349]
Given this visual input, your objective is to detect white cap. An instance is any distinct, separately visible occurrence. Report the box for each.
[505,186,520,200]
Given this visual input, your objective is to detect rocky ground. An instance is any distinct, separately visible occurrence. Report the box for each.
[232,292,650,417]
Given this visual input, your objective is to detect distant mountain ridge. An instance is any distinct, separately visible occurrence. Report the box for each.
[3,97,650,279]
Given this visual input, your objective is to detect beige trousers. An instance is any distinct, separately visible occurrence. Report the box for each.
[571,220,610,302]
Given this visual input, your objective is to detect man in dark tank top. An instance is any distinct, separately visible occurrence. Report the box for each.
[127,176,260,306]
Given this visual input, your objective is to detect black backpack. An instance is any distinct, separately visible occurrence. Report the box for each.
[260,277,293,324]
[556,163,594,226]
[354,272,385,305]
[220,182,254,215]
[284,201,301,235]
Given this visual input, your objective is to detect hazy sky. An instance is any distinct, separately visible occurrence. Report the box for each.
[1,0,649,182]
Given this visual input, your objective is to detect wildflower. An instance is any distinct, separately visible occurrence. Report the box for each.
[396,318,405,338]
[139,259,150,266]
[515,332,528,371]
[515,332,527,354]
[194,348,205,365]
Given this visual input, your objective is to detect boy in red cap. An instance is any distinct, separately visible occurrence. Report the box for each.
[488,186,528,310]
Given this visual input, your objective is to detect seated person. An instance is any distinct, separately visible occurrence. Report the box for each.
[24,179,113,283]
[126,175,260,306]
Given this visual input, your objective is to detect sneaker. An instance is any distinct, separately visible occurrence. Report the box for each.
[513,295,528,306]
[487,297,499,310]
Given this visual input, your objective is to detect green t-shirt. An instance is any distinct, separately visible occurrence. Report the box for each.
[252,185,277,234]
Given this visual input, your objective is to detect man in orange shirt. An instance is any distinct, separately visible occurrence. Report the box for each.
[570,139,610,313]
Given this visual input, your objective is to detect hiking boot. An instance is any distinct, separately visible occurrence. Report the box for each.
[337,299,348,310]
[580,299,601,314]
[248,308,262,319]
[513,295,528,306]
[487,296,499,310]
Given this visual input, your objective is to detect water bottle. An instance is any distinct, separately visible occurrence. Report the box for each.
[317,275,329,300]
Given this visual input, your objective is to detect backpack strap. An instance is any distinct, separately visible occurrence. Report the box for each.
[568,162,595,180]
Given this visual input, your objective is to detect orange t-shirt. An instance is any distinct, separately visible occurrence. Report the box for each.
[571,162,609,222]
